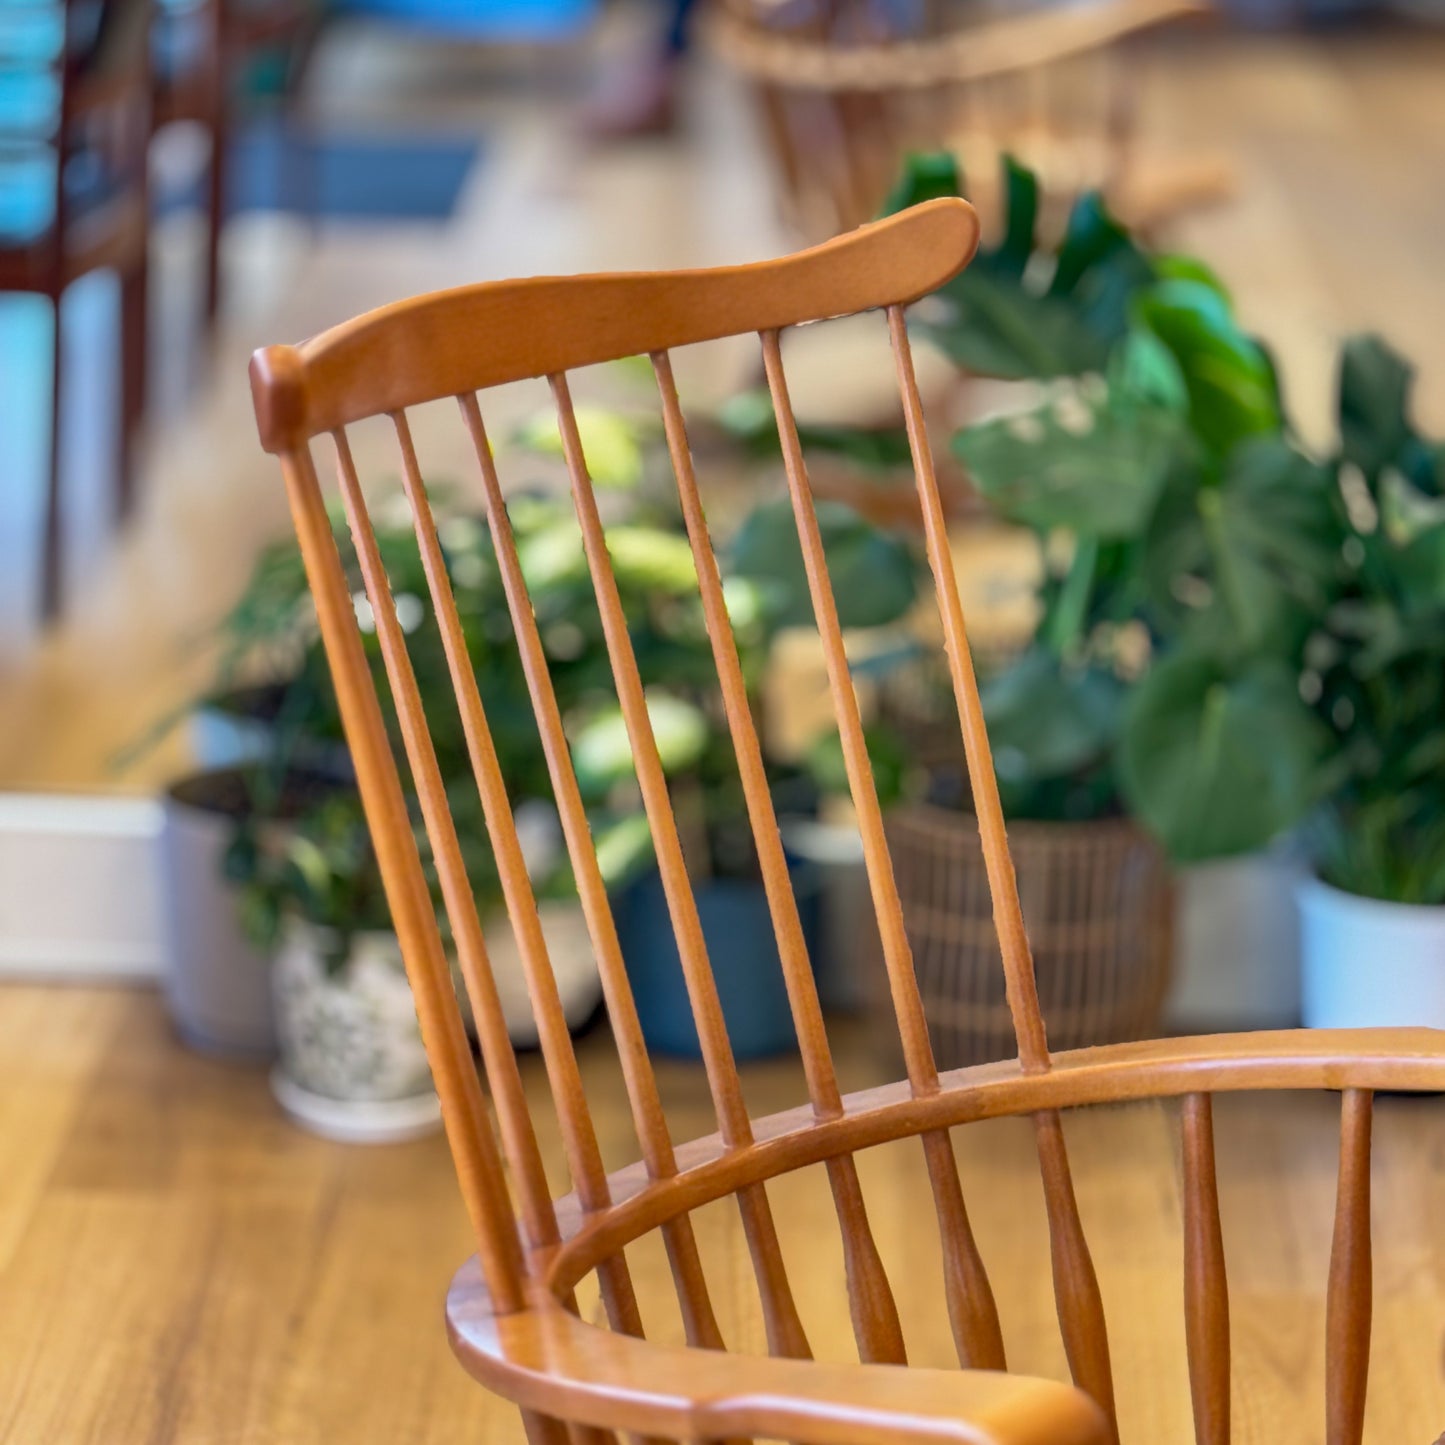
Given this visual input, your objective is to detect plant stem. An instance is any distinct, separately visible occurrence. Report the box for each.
[1044,535,1100,655]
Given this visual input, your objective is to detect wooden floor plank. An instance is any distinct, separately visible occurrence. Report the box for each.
[1,986,1442,1443]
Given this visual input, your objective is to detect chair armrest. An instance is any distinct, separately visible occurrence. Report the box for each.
[447,1268,1109,1445]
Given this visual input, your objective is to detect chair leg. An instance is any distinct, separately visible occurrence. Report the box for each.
[204,98,229,329]
[40,292,64,622]
[118,259,148,520]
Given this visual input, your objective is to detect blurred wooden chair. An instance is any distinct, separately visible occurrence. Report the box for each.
[152,0,320,327]
[250,201,1443,1445]
[706,0,1233,242]
[2,0,152,618]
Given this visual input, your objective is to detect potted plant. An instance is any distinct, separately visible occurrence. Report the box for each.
[1296,338,1445,1029]
[545,487,924,1059]
[226,789,445,1141]
[158,767,289,1057]
[844,153,1346,1059]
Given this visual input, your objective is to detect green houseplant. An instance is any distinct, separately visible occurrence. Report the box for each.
[878,152,1445,1037]
[1295,339,1445,1030]
[174,396,924,1095]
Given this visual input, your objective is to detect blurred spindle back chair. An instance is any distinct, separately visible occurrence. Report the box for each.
[2,0,152,617]
[707,0,1232,243]
[250,199,1444,1445]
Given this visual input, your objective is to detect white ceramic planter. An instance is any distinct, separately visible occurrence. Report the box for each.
[271,924,441,1142]
[1298,877,1445,1030]
[478,900,601,1049]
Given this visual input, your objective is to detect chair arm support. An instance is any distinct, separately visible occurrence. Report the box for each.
[447,1267,1108,1445]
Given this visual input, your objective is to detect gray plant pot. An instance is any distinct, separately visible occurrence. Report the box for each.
[158,770,277,1058]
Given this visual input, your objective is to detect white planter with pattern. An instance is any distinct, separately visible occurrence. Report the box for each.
[271,925,440,1142]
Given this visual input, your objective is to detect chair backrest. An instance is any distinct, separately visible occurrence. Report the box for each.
[251,201,1445,1445]
[249,193,1063,1322]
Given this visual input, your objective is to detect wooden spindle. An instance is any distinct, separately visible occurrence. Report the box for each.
[651,349,905,1366]
[891,305,1111,1398]
[1035,1110,1117,1439]
[921,1129,1006,1370]
[1182,1093,1230,1445]
[276,442,524,1313]
[759,327,934,1093]
[389,411,650,1338]
[332,430,560,1249]
[886,304,1050,1072]
[759,327,1004,1371]
[549,369,811,1362]
[1327,1089,1373,1445]
[455,394,725,1355]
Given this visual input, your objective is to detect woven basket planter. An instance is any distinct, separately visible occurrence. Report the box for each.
[882,803,1173,1068]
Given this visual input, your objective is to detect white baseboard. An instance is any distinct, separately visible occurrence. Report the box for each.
[0,793,164,982]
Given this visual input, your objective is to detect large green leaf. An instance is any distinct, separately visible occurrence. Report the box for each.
[983,647,1122,784]
[1144,437,1341,650]
[728,498,920,630]
[1338,334,1413,479]
[514,407,650,489]
[1134,280,1281,456]
[925,267,1112,380]
[880,150,967,213]
[1048,192,1155,345]
[604,526,698,594]
[570,693,708,798]
[953,385,1183,539]
[1120,649,1330,860]
[886,154,1154,381]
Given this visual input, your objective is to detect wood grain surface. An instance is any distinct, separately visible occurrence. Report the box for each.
[1,987,1441,1444]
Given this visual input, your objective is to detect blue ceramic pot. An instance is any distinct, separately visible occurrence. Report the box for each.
[615,864,820,1060]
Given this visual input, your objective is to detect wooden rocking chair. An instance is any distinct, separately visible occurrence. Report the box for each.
[249,199,1444,1445]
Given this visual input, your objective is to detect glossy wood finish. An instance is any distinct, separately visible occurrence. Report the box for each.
[1181,1094,1230,1445]
[249,200,981,449]
[251,205,1444,1444]
[5,990,1445,1444]
[1325,1090,1373,1445]
[453,393,727,1355]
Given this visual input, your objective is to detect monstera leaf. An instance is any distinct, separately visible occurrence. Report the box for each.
[1338,334,1444,495]
[728,498,920,630]
[983,647,1123,784]
[1120,649,1330,861]
[885,154,1154,381]
[1339,334,1413,480]
[954,382,1184,539]
[1144,436,1340,652]
[1133,280,1281,457]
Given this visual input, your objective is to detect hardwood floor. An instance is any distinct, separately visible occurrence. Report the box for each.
[0,983,1441,1442]
[2,24,1445,1445]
